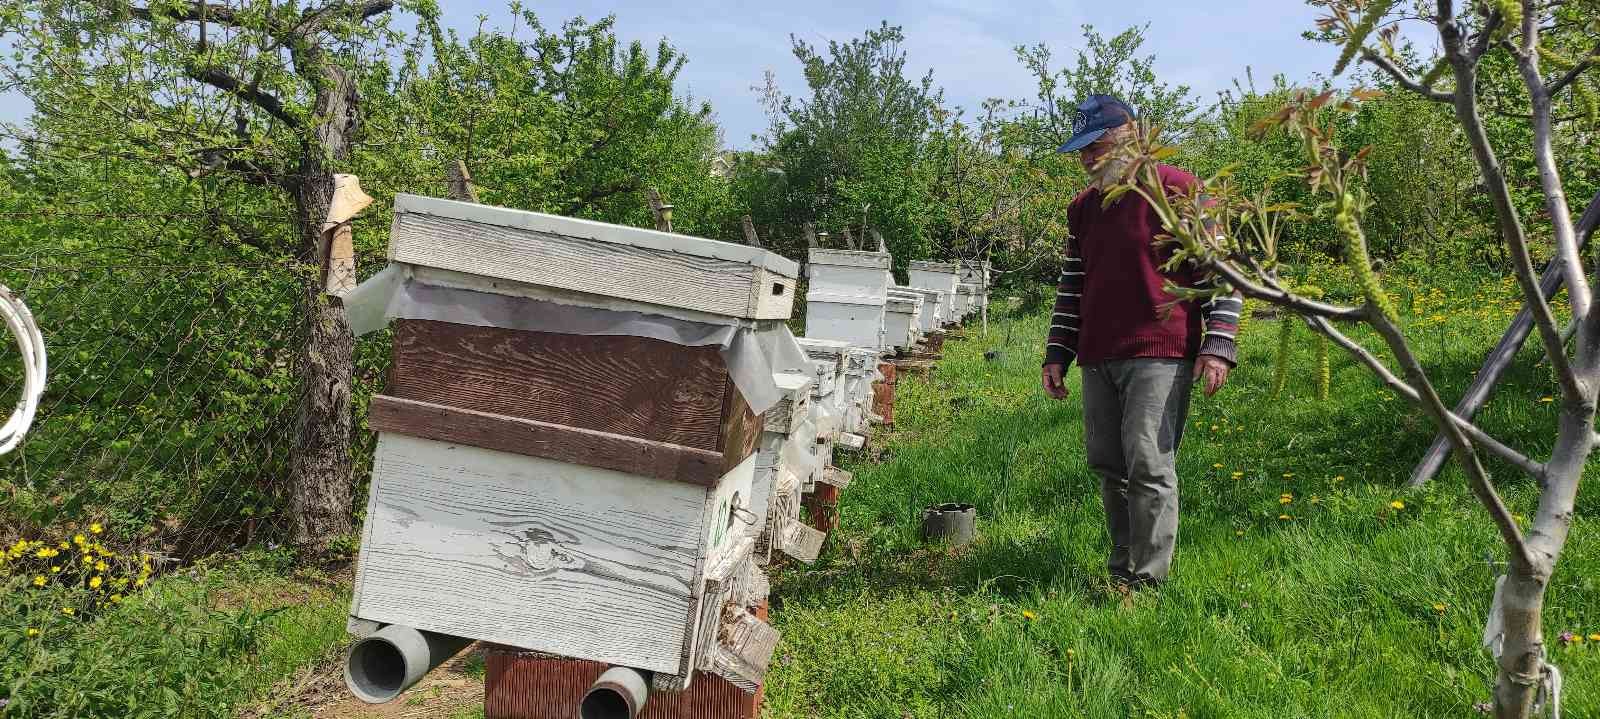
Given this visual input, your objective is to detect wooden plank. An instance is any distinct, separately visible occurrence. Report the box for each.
[351,433,712,673]
[701,608,781,690]
[762,373,814,434]
[807,248,891,269]
[779,522,825,564]
[819,466,854,488]
[390,319,733,453]
[718,376,762,475]
[369,395,725,486]
[410,264,761,328]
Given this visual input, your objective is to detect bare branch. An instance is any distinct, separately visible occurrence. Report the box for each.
[1439,26,1584,401]
[1360,49,1454,103]
[1513,10,1592,338]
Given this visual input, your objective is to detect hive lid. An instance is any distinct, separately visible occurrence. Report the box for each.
[908,260,959,273]
[885,296,920,312]
[805,290,886,306]
[807,248,892,270]
[395,194,798,276]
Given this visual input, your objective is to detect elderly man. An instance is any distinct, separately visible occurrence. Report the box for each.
[1040,94,1241,590]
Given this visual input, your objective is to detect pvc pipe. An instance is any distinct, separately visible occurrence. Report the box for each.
[344,624,473,703]
[578,666,651,719]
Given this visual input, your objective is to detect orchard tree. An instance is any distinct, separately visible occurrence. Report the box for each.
[0,0,415,548]
[747,22,941,262]
[1095,1,1599,715]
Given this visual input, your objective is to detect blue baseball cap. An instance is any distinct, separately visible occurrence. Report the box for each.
[1057,94,1137,153]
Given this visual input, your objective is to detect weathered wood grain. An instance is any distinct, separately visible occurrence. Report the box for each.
[390,198,796,319]
[369,395,725,486]
[390,319,733,453]
[762,373,814,434]
[351,433,712,673]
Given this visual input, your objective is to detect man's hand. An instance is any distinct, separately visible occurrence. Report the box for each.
[1195,355,1231,397]
[1042,363,1069,400]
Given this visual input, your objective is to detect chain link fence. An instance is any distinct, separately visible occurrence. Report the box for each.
[0,256,388,559]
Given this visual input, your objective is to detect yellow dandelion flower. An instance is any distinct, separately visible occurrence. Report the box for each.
[1541,397,1554,403]
[134,577,146,587]
[1590,633,1600,642]
[72,534,85,545]
[1433,603,1447,614]
[60,607,74,616]
[111,594,123,603]
[89,576,103,589]
[26,628,39,637]
[1021,610,1038,621]
[32,575,45,587]
[1213,463,1224,469]
[57,541,69,550]
[1231,471,1244,478]
[95,560,107,572]
[49,565,60,573]
[1282,473,1295,478]
[1310,495,1321,504]
[1278,514,1292,520]
[1235,530,1245,537]
[1390,500,1406,510]
[89,522,103,534]
[1210,425,1219,431]
[1333,476,1345,482]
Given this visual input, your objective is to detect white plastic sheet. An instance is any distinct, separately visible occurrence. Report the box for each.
[343,263,788,414]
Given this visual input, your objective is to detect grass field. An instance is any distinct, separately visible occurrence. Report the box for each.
[764,274,1599,718]
[5,270,1597,718]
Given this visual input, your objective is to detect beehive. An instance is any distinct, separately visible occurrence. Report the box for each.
[804,248,892,351]
[907,260,961,322]
[884,291,922,351]
[750,372,825,565]
[348,194,799,690]
[896,286,947,334]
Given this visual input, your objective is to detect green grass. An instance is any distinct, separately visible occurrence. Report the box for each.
[1,549,350,718]
[764,274,1600,718]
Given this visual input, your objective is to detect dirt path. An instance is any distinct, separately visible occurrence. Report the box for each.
[246,644,488,719]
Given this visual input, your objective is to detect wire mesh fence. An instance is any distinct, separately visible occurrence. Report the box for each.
[0,256,385,559]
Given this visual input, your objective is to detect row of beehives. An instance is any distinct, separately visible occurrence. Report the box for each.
[334,193,989,718]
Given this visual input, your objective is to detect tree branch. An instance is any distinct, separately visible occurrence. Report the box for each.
[1367,313,1537,572]
[1297,314,1544,477]
[1360,49,1454,103]
[1208,257,1370,321]
[188,66,301,129]
[1440,22,1584,401]
[128,3,249,27]
[1547,39,1600,96]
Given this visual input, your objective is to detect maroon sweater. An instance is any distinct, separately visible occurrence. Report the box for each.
[1043,164,1239,369]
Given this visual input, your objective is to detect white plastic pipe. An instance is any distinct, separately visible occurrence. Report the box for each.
[0,285,45,456]
[344,624,472,703]
[578,666,651,719]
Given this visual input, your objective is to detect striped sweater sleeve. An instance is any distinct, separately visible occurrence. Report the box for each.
[1043,232,1083,368]
[1199,282,1242,366]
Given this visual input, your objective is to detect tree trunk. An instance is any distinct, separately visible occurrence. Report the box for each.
[285,61,362,548]
[1494,569,1547,719]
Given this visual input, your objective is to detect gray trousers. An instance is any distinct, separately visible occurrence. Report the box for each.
[1081,359,1194,584]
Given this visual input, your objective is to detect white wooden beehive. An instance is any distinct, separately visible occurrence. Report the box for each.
[884,292,921,351]
[351,195,801,690]
[907,260,961,321]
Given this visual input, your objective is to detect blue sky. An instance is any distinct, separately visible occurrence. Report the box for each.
[1,1,1435,149]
